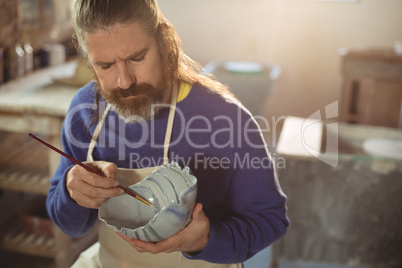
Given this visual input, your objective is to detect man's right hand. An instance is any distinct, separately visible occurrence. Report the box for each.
[66,161,124,209]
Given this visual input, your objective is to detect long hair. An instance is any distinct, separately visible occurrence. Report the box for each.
[72,0,234,125]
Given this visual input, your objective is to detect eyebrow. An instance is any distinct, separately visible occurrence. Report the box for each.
[93,47,149,66]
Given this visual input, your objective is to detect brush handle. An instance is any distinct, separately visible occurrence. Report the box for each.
[29,133,104,176]
[28,133,153,207]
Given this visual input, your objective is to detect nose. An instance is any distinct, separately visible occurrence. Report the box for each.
[117,62,135,89]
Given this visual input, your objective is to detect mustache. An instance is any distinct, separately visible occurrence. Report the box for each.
[109,83,156,98]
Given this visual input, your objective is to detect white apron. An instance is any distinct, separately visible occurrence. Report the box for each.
[71,83,241,268]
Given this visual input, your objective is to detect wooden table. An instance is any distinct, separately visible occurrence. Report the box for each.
[0,61,97,268]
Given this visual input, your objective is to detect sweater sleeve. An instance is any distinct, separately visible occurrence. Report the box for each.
[185,110,289,263]
[187,168,288,263]
[46,84,99,238]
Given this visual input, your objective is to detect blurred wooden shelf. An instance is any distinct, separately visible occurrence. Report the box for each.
[0,217,56,259]
[0,171,50,195]
[0,131,50,195]
[0,131,99,268]
[1,228,56,259]
[0,62,95,267]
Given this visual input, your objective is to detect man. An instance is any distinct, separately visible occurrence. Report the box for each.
[46,0,289,267]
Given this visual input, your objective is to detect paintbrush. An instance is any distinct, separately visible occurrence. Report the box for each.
[28,133,153,207]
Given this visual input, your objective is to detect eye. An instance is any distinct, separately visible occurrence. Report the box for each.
[130,54,145,63]
[100,64,112,70]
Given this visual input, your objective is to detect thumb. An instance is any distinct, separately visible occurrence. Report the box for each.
[192,203,204,219]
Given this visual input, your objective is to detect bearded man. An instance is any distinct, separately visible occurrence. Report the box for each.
[46,0,289,267]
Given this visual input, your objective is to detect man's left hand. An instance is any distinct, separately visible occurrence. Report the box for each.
[116,203,210,254]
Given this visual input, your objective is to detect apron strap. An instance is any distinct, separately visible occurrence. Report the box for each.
[87,103,111,161]
[163,80,178,165]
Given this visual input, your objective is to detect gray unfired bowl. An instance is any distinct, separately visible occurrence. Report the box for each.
[98,162,198,242]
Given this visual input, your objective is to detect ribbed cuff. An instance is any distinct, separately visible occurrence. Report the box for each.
[183,222,233,263]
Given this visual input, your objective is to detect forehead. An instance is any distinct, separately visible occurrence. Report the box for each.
[84,22,156,62]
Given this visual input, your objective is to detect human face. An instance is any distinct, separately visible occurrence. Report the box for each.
[84,22,170,122]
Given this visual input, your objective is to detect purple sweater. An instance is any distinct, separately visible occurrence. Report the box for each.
[46,81,289,264]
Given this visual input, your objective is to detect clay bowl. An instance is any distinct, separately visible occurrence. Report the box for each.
[98,162,197,242]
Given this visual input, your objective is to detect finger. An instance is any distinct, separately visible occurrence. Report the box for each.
[83,173,120,189]
[115,232,150,247]
[116,232,160,253]
[136,233,184,254]
[86,184,124,198]
[130,239,160,254]
[116,232,131,242]
[69,165,119,189]
[152,239,179,253]
[69,190,106,209]
[72,175,123,198]
[85,161,117,179]
[81,162,120,188]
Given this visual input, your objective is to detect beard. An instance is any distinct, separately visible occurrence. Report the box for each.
[101,82,165,123]
[96,68,172,124]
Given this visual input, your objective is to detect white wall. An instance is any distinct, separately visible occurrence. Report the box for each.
[158,0,402,120]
